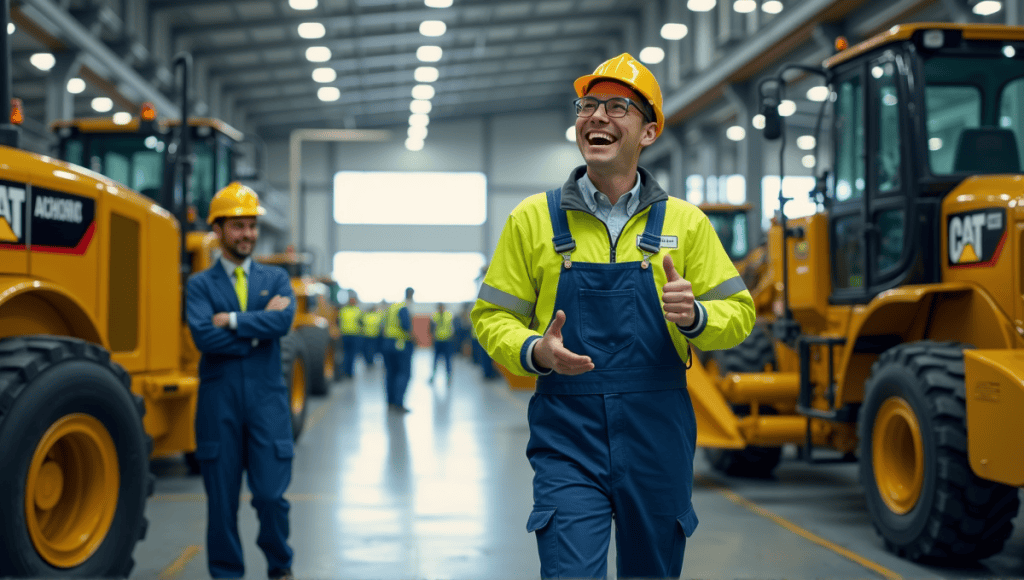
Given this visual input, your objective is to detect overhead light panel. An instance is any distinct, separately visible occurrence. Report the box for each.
[410,99,433,114]
[566,126,576,142]
[752,114,765,129]
[318,87,341,102]
[30,53,55,71]
[929,137,943,151]
[405,138,425,151]
[796,135,816,150]
[639,47,664,64]
[687,0,716,12]
[91,97,113,113]
[801,155,816,168]
[409,113,430,127]
[972,1,1002,16]
[733,0,756,13]
[67,78,86,94]
[778,99,796,116]
[806,86,829,102]
[306,46,332,62]
[414,66,439,82]
[298,22,326,39]
[726,126,746,141]
[412,84,436,100]
[408,125,428,140]
[312,67,337,83]
[762,1,783,13]
[7,23,14,34]
[660,23,688,40]
[417,46,443,62]
[289,0,318,9]
[420,20,446,37]
[113,112,132,126]
[425,0,453,7]
[1004,45,1016,58]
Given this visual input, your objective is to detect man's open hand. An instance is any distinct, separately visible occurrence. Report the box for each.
[662,254,695,327]
[531,310,594,375]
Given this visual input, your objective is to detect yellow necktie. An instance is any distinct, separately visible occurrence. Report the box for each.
[234,266,247,312]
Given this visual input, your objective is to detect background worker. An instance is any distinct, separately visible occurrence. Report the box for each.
[382,287,415,412]
[361,302,385,366]
[472,54,754,578]
[428,302,455,383]
[338,295,363,378]
[186,183,297,580]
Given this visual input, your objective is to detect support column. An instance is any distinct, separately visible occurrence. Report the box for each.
[45,52,81,124]
[724,81,766,245]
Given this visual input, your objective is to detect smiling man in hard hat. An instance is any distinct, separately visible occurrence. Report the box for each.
[186,182,297,580]
[472,54,754,577]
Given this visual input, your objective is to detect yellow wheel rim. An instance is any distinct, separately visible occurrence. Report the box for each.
[872,396,924,515]
[25,413,119,568]
[324,347,335,379]
[291,358,307,416]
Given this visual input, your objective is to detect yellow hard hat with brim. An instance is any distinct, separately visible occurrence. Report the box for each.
[574,53,664,137]
[207,182,267,225]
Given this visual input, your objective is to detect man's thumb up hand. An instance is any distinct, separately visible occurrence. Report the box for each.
[662,254,696,327]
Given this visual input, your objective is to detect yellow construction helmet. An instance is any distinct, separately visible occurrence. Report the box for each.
[207,182,267,225]
[574,53,664,137]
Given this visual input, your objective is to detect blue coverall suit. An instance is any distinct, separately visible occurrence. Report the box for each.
[473,167,754,579]
[382,302,413,407]
[187,258,297,579]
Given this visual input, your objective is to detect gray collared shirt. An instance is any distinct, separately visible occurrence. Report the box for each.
[577,171,642,245]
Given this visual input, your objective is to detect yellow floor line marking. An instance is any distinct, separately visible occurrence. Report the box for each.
[696,474,902,580]
[304,385,341,432]
[157,544,201,580]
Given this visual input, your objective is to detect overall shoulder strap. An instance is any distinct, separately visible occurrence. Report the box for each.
[637,199,666,253]
[546,188,576,254]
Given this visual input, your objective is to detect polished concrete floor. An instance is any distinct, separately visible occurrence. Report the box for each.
[132,351,1024,580]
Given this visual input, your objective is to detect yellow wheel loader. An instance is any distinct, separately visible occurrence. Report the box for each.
[690,23,1024,562]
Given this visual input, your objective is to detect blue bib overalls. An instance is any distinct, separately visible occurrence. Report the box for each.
[526,189,699,579]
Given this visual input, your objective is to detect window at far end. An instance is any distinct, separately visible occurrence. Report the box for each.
[334,171,487,225]
[333,251,486,304]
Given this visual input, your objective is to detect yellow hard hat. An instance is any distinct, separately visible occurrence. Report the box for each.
[207,182,267,225]
[574,53,664,137]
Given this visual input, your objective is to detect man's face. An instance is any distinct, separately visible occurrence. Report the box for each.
[575,82,658,172]
[214,216,259,260]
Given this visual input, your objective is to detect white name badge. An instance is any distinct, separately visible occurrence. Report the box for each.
[637,234,678,249]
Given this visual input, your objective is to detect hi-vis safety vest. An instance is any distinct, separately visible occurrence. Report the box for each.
[431,311,454,341]
[471,173,754,377]
[362,310,383,338]
[339,304,363,335]
[384,301,412,349]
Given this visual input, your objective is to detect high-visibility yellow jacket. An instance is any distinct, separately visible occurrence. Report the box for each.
[430,311,454,341]
[361,310,384,338]
[472,166,754,376]
[339,304,363,335]
[384,301,412,348]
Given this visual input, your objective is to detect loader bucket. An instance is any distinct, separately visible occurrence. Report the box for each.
[687,359,746,449]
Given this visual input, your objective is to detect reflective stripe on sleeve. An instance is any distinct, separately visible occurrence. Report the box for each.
[695,276,746,301]
[478,283,536,318]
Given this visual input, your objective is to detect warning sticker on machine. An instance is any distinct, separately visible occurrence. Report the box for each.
[31,187,96,253]
[947,208,1006,268]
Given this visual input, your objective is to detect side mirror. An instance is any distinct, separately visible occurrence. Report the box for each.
[762,103,782,140]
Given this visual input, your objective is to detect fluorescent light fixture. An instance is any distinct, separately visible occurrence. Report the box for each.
[806,86,829,102]
[733,0,757,13]
[113,112,132,125]
[417,45,443,62]
[661,23,688,40]
[298,22,326,39]
[30,52,55,71]
[928,137,943,151]
[871,65,884,79]
[726,126,746,141]
[796,135,816,150]
[412,84,436,100]
[405,138,425,151]
[687,0,716,11]
[408,125,428,140]
[409,113,430,127]
[312,67,337,83]
[801,155,816,168]
[420,20,446,37]
[425,0,453,7]
[410,99,433,114]
[7,23,14,34]
[566,126,576,142]
[67,78,86,94]
[91,97,113,113]
[639,47,665,64]
[778,100,796,116]
[1003,45,1016,58]
[289,0,317,9]
[972,1,1002,16]
[306,46,332,62]
[318,87,341,101]
[752,114,765,129]
[762,0,783,13]
[415,66,439,82]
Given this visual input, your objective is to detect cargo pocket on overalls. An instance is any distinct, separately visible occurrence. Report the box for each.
[673,503,699,561]
[274,439,295,460]
[194,442,220,462]
[527,506,559,569]
[579,288,636,354]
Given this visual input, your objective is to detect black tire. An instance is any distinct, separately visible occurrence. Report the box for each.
[297,325,329,396]
[859,341,1019,562]
[0,336,153,577]
[703,326,782,478]
[280,332,308,441]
